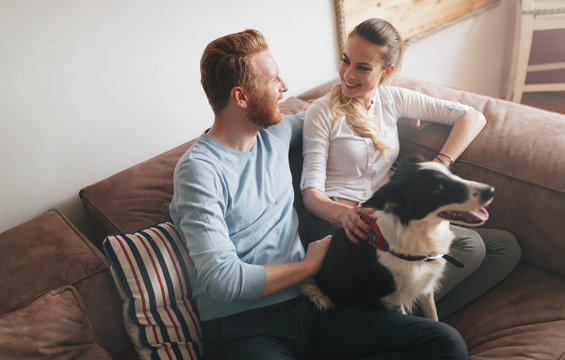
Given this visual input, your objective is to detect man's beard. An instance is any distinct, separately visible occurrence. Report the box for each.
[247,94,282,129]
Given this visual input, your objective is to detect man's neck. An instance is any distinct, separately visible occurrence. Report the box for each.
[207,110,259,152]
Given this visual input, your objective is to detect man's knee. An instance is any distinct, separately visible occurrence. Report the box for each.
[430,322,468,360]
[216,336,298,360]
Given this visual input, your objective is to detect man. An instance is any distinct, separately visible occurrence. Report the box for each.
[170,29,467,360]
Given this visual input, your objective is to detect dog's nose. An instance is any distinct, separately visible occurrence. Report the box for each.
[480,186,495,202]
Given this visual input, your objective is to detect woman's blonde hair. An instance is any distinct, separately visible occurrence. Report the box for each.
[330,18,403,156]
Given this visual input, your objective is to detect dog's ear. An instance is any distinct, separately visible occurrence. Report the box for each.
[363,182,402,211]
[363,182,414,226]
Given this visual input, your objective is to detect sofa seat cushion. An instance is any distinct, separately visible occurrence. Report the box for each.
[0,286,112,360]
[0,210,132,358]
[445,264,565,359]
[104,220,202,360]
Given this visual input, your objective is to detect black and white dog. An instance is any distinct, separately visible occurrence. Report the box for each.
[300,156,494,320]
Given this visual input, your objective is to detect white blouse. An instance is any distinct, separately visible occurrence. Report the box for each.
[300,85,471,203]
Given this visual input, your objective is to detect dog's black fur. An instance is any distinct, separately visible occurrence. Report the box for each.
[313,226,396,308]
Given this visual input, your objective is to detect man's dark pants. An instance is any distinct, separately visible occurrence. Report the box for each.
[201,296,467,360]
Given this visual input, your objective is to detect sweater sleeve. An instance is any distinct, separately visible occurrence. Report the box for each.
[285,112,306,147]
[170,158,266,303]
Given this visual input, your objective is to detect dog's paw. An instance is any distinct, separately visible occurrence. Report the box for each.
[298,278,335,311]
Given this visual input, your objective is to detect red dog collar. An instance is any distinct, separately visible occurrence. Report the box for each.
[359,213,464,268]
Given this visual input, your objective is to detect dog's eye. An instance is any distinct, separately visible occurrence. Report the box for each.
[435,184,444,194]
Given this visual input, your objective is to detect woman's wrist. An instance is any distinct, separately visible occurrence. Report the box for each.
[435,153,455,166]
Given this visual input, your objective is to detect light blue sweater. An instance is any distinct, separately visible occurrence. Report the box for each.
[170,113,305,321]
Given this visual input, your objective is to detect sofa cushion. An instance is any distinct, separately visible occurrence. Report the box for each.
[0,209,131,358]
[104,220,202,360]
[445,264,565,359]
[0,286,112,360]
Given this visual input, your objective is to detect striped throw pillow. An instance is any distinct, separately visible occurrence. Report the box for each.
[104,221,203,360]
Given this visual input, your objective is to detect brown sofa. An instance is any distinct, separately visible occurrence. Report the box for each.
[2,75,565,359]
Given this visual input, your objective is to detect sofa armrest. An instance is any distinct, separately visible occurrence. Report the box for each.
[390,76,565,276]
[0,210,133,358]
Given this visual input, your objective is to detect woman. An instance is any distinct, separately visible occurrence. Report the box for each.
[301,18,521,319]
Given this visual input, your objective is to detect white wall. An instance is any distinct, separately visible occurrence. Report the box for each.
[0,0,516,235]
[0,0,339,234]
[400,0,516,97]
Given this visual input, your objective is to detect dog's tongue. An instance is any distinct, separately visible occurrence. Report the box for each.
[438,207,489,224]
[467,207,489,222]
[461,207,489,224]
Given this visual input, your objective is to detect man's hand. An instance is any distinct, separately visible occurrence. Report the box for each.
[261,235,331,296]
[303,235,332,275]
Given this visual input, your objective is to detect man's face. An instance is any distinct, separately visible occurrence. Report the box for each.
[246,50,288,128]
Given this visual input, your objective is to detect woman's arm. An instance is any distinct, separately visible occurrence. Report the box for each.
[302,187,372,242]
[433,108,486,165]
[302,187,349,224]
[392,87,487,166]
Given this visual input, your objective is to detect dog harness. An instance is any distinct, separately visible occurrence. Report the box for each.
[360,214,464,268]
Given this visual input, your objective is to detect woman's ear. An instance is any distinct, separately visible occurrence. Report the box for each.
[230,86,248,109]
[380,65,395,84]
[382,65,395,80]
[385,65,395,77]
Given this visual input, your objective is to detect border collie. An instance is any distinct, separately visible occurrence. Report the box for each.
[300,156,494,320]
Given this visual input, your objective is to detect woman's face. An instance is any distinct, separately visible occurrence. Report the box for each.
[339,33,394,106]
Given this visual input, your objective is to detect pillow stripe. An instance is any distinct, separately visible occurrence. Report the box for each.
[145,226,201,343]
[117,234,168,350]
[103,220,202,360]
[135,233,181,342]
[153,223,202,340]
[137,230,195,358]
[104,238,156,352]
[113,233,184,360]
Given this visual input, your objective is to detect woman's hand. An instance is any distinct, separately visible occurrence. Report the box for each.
[340,206,375,244]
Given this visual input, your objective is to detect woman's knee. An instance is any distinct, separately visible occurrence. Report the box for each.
[477,228,522,268]
[449,226,486,272]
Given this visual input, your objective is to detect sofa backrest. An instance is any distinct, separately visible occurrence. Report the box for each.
[80,76,565,277]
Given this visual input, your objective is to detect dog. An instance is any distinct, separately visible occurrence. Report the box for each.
[300,156,494,320]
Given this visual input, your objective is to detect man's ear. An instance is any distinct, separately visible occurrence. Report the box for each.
[230,86,248,109]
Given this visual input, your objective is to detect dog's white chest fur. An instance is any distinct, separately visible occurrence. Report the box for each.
[375,214,454,320]
[377,250,446,319]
